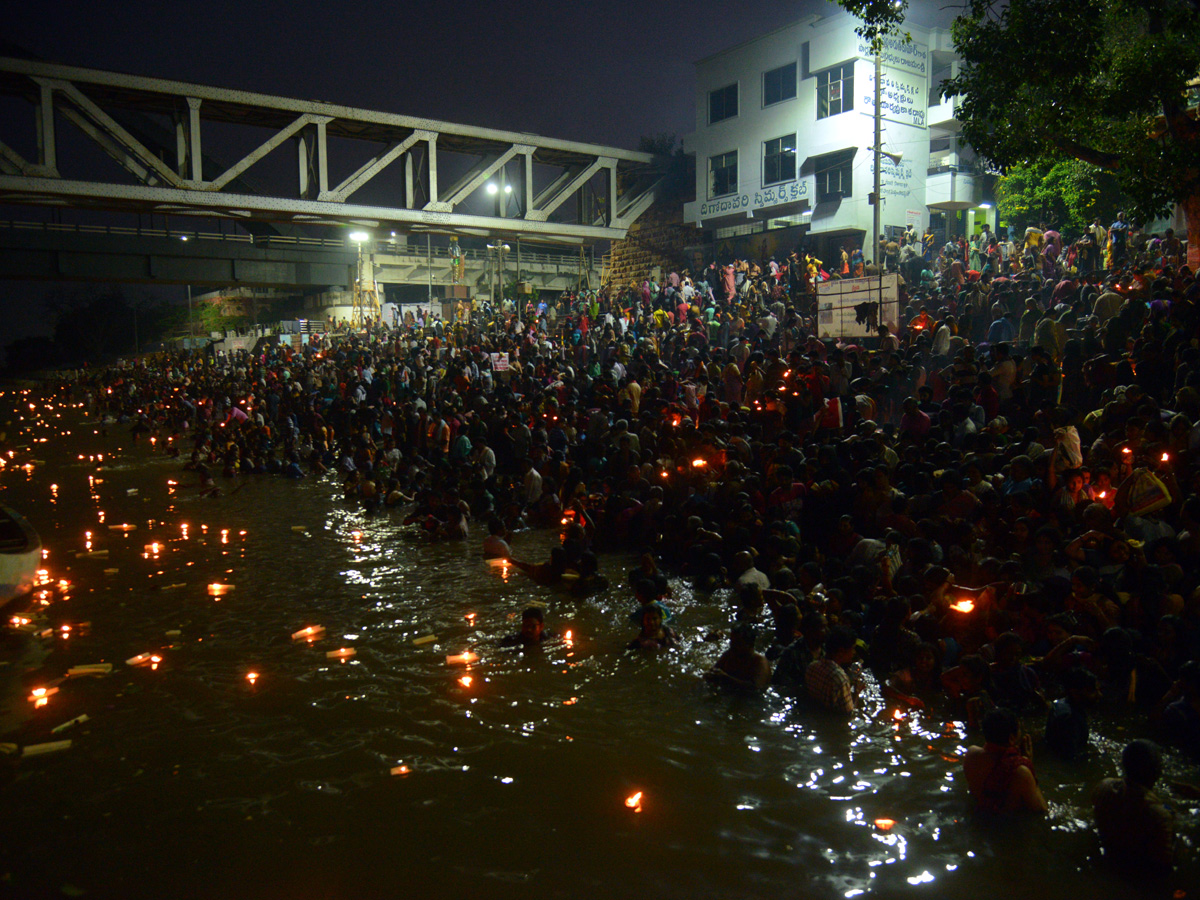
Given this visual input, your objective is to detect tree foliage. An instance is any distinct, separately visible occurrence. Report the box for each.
[833,0,910,47]
[942,0,1200,225]
[997,160,1128,233]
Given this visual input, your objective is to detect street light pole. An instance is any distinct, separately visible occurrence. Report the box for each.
[873,47,882,269]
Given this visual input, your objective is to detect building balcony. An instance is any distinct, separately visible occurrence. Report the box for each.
[927,94,960,132]
[926,165,984,210]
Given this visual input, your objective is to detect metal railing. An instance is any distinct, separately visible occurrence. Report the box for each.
[0,219,595,269]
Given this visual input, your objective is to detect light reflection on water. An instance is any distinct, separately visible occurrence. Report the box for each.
[0,395,1196,900]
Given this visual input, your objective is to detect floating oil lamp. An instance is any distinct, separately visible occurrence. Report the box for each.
[327,647,356,662]
[246,672,259,686]
[292,625,325,642]
[446,651,478,666]
[625,791,644,813]
[30,686,58,707]
[874,818,896,831]
[207,583,234,597]
[390,765,411,776]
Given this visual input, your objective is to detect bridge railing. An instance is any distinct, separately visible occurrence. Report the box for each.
[0,219,594,269]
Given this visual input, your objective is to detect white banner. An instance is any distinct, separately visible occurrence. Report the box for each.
[489,352,510,372]
[816,274,900,340]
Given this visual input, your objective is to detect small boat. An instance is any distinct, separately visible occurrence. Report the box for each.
[0,505,41,607]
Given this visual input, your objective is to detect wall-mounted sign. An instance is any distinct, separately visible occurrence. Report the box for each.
[862,67,927,128]
[699,179,810,220]
[856,37,929,76]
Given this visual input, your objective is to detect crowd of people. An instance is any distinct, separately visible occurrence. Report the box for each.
[60,215,1199,878]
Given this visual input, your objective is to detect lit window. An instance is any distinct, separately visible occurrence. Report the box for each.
[763,136,796,186]
[817,63,855,119]
[709,84,738,124]
[709,151,738,198]
[763,62,797,107]
[814,150,854,201]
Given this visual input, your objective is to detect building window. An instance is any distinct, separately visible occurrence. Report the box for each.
[816,63,854,119]
[709,150,738,198]
[763,136,796,186]
[762,62,797,107]
[814,149,854,201]
[709,83,738,124]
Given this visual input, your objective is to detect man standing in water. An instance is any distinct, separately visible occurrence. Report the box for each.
[1092,739,1175,874]
[806,626,860,713]
[707,623,771,691]
[964,708,1048,815]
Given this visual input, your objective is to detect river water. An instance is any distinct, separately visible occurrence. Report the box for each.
[0,386,1195,900]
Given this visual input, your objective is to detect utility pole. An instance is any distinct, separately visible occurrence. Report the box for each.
[873,48,882,270]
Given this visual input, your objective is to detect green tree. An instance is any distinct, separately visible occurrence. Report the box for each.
[997,160,1129,234]
[838,0,1200,267]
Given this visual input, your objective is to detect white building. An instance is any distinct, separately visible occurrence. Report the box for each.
[682,12,994,264]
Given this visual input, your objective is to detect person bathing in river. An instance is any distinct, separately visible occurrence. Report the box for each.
[964,708,1048,815]
[499,607,556,650]
[1092,739,1176,875]
[706,622,771,691]
[482,516,513,560]
[627,599,678,651]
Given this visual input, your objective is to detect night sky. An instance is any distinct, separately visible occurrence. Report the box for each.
[7,0,950,150]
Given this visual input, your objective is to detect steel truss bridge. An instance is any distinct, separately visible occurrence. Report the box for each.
[0,57,664,243]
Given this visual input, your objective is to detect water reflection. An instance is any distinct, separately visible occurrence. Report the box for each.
[0,393,1196,899]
